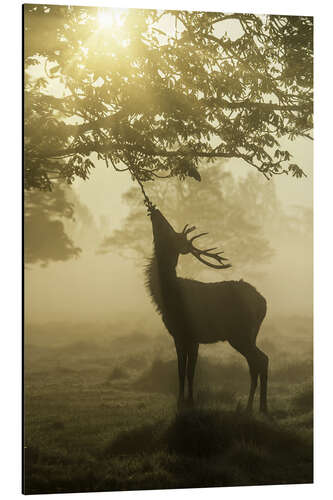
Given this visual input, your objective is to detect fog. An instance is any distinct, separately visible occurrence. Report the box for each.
[25,136,312,328]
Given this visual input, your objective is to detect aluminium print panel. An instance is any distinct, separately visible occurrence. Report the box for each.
[23,4,313,494]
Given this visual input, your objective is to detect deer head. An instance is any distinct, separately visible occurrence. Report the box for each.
[149,206,231,270]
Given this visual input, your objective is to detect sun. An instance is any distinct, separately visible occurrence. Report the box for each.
[97,8,126,30]
[97,9,114,29]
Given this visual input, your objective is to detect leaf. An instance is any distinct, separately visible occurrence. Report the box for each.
[188,166,201,182]
[50,65,60,74]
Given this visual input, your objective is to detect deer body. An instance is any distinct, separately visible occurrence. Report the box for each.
[146,208,268,413]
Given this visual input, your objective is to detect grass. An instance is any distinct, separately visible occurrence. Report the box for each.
[23,318,313,494]
[24,397,313,494]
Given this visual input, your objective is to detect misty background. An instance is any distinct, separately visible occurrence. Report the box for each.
[25,139,312,329]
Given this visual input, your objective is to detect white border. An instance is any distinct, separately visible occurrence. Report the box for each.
[1,1,332,499]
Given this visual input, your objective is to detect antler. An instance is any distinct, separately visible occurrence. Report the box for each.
[184,227,232,269]
[182,224,196,236]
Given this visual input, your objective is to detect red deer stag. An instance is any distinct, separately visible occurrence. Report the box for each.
[145,206,268,413]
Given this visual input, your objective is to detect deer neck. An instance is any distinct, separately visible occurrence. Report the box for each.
[145,252,179,314]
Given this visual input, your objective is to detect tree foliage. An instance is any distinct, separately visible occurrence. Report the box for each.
[24,183,81,265]
[24,6,313,191]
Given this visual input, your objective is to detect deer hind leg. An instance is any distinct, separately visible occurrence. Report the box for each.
[187,343,199,406]
[246,347,269,413]
[229,338,261,413]
[175,341,187,409]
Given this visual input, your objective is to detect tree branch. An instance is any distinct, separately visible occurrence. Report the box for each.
[205,98,312,113]
[39,143,252,161]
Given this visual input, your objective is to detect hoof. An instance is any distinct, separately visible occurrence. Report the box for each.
[187,398,195,408]
[235,401,243,413]
[177,398,196,412]
[235,402,256,416]
[177,398,186,411]
[260,409,273,420]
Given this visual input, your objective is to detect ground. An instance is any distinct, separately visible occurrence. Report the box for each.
[23,316,313,494]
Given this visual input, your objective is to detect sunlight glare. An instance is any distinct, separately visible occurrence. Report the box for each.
[97,8,126,30]
[98,9,114,29]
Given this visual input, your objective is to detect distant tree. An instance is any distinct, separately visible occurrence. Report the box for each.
[24,6,313,191]
[24,183,81,265]
[100,165,277,275]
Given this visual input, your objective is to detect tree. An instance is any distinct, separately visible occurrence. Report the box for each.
[24,183,81,265]
[99,165,276,275]
[24,6,313,191]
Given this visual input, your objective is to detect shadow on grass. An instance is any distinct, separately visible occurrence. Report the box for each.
[103,407,312,461]
[165,408,312,460]
[25,407,313,494]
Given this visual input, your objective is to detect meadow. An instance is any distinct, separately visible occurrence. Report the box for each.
[23,316,313,494]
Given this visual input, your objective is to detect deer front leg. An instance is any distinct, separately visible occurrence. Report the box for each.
[187,343,199,406]
[175,341,187,409]
[246,362,258,413]
[257,349,269,413]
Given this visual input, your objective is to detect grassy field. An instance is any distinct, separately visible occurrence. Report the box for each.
[23,316,313,494]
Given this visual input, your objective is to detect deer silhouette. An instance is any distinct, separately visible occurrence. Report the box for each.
[145,206,268,413]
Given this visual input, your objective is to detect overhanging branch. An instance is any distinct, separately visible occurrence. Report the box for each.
[39,143,252,161]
